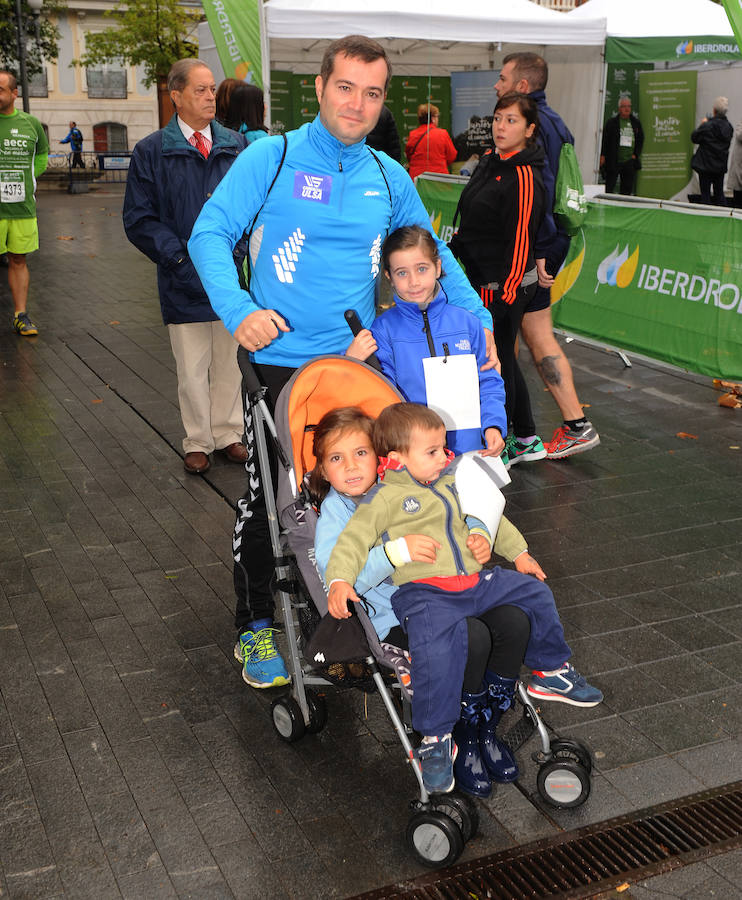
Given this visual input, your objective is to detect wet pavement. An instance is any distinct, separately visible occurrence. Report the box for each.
[1,189,741,899]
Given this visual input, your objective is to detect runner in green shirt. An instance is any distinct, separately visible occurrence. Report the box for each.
[0,70,49,336]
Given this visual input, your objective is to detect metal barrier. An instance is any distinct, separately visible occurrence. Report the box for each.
[39,151,132,192]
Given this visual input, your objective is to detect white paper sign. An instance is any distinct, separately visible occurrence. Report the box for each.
[454,453,507,538]
[422,354,481,431]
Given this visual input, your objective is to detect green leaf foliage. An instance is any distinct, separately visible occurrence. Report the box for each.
[75,0,202,87]
[0,0,63,78]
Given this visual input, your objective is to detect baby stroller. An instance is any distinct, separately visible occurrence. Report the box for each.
[243,353,593,868]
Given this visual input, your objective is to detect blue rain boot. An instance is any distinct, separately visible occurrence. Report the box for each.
[452,690,492,798]
[480,671,519,783]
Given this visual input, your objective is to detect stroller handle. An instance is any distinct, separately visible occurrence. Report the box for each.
[344,309,381,371]
[238,347,263,395]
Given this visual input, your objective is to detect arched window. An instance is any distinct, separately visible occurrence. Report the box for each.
[92,122,128,153]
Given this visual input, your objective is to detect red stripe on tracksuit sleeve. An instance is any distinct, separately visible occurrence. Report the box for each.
[501,165,534,305]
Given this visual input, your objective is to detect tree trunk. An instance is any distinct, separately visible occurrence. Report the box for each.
[157,74,174,129]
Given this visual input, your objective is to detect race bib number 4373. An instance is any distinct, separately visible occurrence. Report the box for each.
[0,172,25,203]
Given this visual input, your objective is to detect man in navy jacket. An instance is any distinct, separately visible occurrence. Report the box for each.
[495,53,600,460]
[123,59,248,476]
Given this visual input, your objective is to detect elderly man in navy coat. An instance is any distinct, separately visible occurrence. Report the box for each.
[124,59,248,474]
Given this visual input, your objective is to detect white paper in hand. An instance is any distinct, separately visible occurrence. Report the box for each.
[454,452,509,539]
[422,354,481,431]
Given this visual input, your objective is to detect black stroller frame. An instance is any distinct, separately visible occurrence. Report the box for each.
[242,354,593,869]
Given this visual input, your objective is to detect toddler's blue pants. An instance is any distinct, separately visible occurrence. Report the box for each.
[392,567,571,737]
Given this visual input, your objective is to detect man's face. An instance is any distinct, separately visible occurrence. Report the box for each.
[618,100,632,119]
[0,74,18,116]
[69,121,75,129]
[171,66,216,130]
[494,61,527,99]
[315,53,387,146]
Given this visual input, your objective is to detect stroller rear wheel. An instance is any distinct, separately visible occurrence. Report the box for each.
[406,809,464,868]
[271,696,306,742]
[304,689,328,734]
[549,738,593,774]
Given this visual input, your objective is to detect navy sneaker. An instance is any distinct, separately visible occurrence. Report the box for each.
[234,619,290,689]
[416,735,457,794]
[527,663,603,708]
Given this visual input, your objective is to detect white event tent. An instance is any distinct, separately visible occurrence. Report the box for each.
[568,0,733,38]
[200,0,608,179]
[570,0,740,188]
[264,0,607,177]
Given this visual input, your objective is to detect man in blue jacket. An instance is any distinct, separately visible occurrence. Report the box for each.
[189,35,497,690]
[123,59,248,477]
[495,53,600,460]
[60,121,85,168]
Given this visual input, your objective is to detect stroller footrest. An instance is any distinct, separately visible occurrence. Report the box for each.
[501,709,538,752]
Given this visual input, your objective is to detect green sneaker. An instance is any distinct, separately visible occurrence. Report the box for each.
[13,312,38,336]
[502,434,547,470]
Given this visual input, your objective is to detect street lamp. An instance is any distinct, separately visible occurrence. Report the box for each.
[14,0,44,113]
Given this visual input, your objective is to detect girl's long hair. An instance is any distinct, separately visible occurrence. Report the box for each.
[308,407,376,506]
[224,83,267,134]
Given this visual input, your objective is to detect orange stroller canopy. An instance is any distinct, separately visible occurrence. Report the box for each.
[283,356,402,484]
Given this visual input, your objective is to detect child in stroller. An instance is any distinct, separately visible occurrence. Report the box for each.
[251,354,595,868]
[313,403,600,797]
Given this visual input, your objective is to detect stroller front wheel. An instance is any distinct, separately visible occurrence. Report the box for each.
[271,696,306,742]
[406,809,464,868]
[431,791,479,843]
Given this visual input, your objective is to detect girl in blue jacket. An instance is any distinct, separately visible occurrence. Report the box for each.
[346,225,506,457]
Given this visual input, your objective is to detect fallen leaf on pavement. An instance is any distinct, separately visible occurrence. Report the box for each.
[57,235,74,240]
[718,393,742,409]
[676,432,698,440]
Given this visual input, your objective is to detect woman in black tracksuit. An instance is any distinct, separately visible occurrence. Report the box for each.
[450,92,547,468]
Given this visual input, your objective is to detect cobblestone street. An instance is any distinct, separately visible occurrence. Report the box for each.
[1,189,741,898]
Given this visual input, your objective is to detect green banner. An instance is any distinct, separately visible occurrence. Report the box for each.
[604,64,644,125]
[416,177,742,379]
[720,0,742,50]
[606,35,741,63]
[291,74,319,127]
[550,203,742,380]
[269,71,292,134]
[386,76,452,145]
[415,175,464,244]
[202,0,263,87]
[636,70,697,199]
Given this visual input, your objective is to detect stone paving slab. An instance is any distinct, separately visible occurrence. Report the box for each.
[0,191,740,898]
